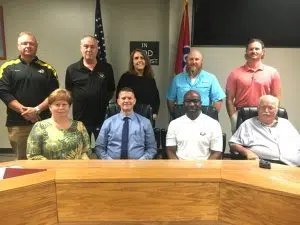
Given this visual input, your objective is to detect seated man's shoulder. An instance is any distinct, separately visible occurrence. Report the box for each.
[200,113,222,127]
[134,113,151,124]
[277,117,294,127]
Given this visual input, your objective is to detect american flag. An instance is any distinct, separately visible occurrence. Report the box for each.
[174,0,190,74]
[94,0,107,62]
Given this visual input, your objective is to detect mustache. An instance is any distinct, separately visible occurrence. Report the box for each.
[262,112,273,116]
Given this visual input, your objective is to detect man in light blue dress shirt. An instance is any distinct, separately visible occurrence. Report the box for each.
[166,49,225,118]
[95,87,157,159]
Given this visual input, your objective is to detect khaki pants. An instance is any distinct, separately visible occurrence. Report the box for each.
[7,125,33,160]
[230,111,238,134]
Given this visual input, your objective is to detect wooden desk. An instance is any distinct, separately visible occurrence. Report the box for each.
[0,160,299,225]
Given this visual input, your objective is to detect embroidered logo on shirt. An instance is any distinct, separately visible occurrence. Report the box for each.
[14,69,21,72]
[97,72,105,79]
[38,69,45,74]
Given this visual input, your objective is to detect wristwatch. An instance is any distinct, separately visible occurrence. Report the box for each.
[34,106,41,115]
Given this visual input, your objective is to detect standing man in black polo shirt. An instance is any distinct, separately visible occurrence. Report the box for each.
[65,35,115,141]
[0,31,59,159]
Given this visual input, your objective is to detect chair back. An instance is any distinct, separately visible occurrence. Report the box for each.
[172,104,225,154]
[236,106,288,130]
[106,103,154,127]
[173,105,219,121]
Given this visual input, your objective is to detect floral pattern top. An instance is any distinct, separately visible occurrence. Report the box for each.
[27,118,90,160]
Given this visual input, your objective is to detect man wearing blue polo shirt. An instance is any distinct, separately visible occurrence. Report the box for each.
[166,49,225,118]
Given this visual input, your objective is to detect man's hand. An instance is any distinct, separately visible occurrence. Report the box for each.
[21,107,39,123]
[245,149,259,160]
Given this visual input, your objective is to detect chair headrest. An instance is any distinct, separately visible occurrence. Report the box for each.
[173,105,219,121]
[236,106,288,130]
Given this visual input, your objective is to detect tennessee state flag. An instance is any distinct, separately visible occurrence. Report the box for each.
[174,0,190,74]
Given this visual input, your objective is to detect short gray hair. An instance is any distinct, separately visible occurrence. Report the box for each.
[259,95,279,108]
[80,35,99,45]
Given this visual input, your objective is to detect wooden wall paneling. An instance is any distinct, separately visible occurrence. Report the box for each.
[219,183,300,225]
[56,182,220,224]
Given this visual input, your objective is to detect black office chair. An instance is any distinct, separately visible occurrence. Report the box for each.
[106,103,161,158]
[161,105,226,158]
[231,106,288,159]
[106,103,155,127]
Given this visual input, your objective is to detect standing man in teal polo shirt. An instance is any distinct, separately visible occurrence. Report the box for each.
[166,49,225,118]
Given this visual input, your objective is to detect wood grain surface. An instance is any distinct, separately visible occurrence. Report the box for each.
[0,160,299,225]
[56,182,219,223]
[0,180,57,225]
[219,182,300,225]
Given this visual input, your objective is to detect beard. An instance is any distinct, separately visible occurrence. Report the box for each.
[187,65,201,77]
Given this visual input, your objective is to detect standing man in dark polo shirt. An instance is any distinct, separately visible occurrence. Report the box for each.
[65,35,115,140]
[0,31,59,159]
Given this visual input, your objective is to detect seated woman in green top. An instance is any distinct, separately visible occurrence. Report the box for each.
[27,88,90,160]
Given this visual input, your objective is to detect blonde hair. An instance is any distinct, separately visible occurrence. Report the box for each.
[48,88,72,105]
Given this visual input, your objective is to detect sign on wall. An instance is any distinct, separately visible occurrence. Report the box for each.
[129,41,159,65]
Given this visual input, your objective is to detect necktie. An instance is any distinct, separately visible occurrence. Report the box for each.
[121,117,129,159]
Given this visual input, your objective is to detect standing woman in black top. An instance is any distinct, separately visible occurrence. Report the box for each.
[116,49,160,120]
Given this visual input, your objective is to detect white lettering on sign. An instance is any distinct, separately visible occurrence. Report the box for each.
[143,50,154,57]
[141,43,148,48]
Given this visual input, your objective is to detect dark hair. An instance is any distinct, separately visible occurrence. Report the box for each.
[246,38,265,49]
[128,49,154,78]
[48,88,72,105]
[183,90,201,101]
[117,87,135,98]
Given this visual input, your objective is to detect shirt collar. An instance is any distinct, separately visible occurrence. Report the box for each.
[119,111,135,120]
[243,63,264,72]
[19,55,38,64]
[256,116,279,127]
[79,57,100,70]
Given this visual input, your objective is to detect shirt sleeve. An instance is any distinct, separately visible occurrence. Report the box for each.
[166,77,177,101]
[65,67,73,92]
[166,121,177,147]
[151,79,160,114]
[229,121,252,146]
[139,119,157,159]
[210,121,223,152]
[271,69,281,97]
[116,73,128,99]
[26,122,47,160]
[78,122,91,159]
[0,63,17,105]
[106,63,116,92]
[225,72,236,97]
[47,65,59,94]
[95,120,113,160]
[210,75,226,103]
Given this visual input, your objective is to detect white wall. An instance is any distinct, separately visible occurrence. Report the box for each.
[0,0,299,151]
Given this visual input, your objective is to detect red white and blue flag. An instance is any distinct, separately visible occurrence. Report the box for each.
[94,0,107,62]
[174,0,190,74]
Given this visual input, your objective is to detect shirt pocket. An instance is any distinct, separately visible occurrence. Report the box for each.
[195,81,210,93]
[177,86,190,100]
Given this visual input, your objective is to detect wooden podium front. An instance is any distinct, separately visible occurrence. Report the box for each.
[0,160,299,225]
